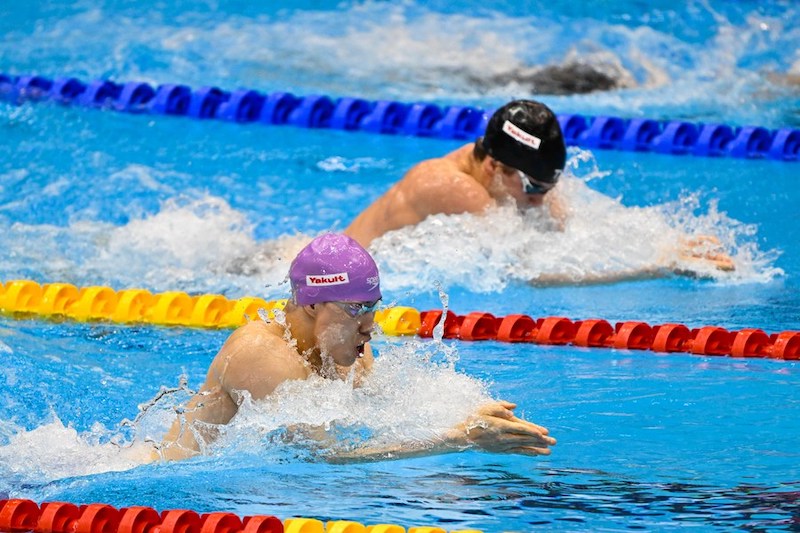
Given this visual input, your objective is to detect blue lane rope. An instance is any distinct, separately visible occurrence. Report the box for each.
[1,72,798,161]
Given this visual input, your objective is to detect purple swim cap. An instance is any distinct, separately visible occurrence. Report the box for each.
[289,233,382,306]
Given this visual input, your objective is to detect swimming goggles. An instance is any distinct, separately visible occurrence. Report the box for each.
[518,171,556,196]
[331,299,381,318]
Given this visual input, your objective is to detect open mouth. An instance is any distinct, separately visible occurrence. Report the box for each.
[356,343,366,357]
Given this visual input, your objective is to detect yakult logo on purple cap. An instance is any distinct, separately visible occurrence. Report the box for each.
[306,272,350,286]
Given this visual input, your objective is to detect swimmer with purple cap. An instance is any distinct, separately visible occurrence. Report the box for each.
[157,233,555,461]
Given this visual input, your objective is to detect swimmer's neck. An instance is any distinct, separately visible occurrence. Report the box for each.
[457,145,492,190]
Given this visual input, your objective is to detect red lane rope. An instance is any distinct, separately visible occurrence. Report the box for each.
[416,310,800,360]
[0,498,480,533]
[0,499,279,533]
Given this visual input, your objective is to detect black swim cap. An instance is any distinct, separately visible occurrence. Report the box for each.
[480,100,566,184]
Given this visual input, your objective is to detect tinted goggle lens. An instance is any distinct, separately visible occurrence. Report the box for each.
[334,300,381,317]
[518,171,555,195]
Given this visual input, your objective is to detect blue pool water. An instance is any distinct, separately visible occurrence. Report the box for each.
[1,1,800,531]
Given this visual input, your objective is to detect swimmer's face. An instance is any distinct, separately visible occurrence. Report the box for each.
[491,161,554,209]
[312,301,376,368]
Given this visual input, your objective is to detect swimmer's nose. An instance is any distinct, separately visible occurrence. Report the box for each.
[359,317,375,335]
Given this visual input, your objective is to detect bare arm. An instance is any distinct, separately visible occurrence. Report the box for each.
[528,228,736,287]
[327,400,555,463]
[408,160,493,220]
[217,326,308,402]
[530,266,668,286]
[345,152,493,247]
[156,322,307,461]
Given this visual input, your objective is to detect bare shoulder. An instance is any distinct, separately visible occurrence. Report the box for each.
[211,321,282,365]
[404,146,471,186]
[208,320,309,401]
[223,320,285,350]
[403,146,491,215]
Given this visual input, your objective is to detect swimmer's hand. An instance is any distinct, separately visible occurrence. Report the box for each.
[677,235,735,272]
[448,400,556,456]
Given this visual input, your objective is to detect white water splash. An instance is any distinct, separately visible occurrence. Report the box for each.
[0,193,308,297]
[0,416,151,492]
[99,196,257,279]
[90,195,311,297]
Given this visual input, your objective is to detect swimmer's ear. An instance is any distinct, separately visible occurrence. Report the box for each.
[303,304,318,318]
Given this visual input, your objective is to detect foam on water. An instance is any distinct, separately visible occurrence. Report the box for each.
[0,416,149,494]
[0,192,307,297]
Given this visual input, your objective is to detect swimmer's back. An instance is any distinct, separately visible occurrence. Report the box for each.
[345,144,492,247]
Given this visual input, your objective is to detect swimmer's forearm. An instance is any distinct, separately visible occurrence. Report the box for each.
[530,266,667,286]
[326,429,470,464]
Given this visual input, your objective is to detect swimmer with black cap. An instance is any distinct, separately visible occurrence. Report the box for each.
[155,233,555,461]
[345,99,568,248]
[345,99,734,276]
[479,99,566,197]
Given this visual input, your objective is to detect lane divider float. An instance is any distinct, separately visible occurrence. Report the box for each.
[1,73,798,161]
[0,280,798,361]
[412,309,800,360]
[0,498,482,533]
[0,279,286,328]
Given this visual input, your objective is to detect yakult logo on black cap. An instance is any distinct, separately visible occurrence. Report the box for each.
[502,120,541,150]
[306,272,350,286]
